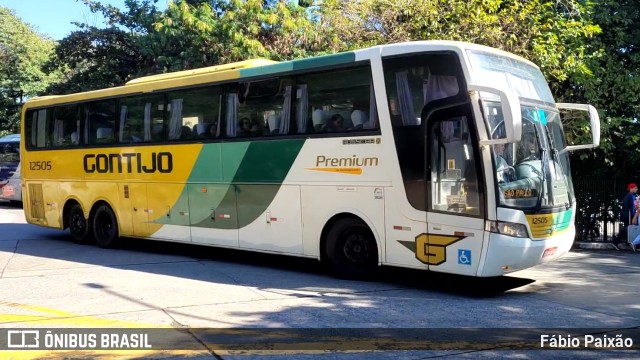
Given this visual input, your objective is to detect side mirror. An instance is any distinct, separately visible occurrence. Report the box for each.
[468,84,522,145]
[556,103,600,151]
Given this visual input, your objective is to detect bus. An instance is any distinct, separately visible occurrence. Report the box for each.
[20,41,600,278]
[0,134,21,204]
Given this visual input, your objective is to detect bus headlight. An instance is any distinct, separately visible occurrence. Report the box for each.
[485,220,529,238]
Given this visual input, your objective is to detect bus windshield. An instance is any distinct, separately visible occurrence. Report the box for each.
[467,51,574,210]
[489,105,574,209]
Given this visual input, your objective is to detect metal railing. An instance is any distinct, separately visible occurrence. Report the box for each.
[573,178,626,242]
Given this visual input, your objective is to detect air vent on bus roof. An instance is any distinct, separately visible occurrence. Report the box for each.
[125,59,279,85]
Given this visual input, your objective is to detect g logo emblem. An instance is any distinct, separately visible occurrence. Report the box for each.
[411,234,466,265]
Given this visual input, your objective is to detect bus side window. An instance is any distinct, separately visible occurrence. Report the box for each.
[119,95,165,143]
[311,108,326,132]
[167,86,221,141]
[86,99,117,146]
[350,110,367,131]
[25,109,49,148]
[96,128,114,143]
[267,114,281,135]
[231,78,290,138]
[296,66,378,135]
[49,104,80,147]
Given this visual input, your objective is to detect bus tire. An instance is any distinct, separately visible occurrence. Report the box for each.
[69,204,92,244]
[92,204,119,248]
[325,218,378,279]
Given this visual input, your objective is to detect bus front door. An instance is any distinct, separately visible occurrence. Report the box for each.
[426,113,485,276]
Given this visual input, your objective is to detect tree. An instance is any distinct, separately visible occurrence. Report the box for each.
[558,0,640,179]
[45,0,331,93]
[581,0,640,119]
[44,0,163,94]
[153,0,324,68]
[0,7,59,133]
[44,27,145,94]
[316,0,600,85]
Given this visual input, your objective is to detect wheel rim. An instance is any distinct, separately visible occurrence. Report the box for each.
[70,211,86,236]
[95,211,115,240]
[341,231,373,264]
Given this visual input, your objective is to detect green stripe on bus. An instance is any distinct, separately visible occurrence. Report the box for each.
[290,52,356,71]
[238,52,356,78]
[555,208,572,231]
[232,139,305,183]
[187,144,224,182]
[235,184,281,228]
[221,142,252,182]
[158,139,305,228]
[190,185,238,229]
[239,62,295,78]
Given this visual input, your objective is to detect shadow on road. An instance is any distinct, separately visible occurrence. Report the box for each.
[0,221,534,298]
[0,201,22,209]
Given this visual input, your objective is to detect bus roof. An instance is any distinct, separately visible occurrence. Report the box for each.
[0,134,20,143]
[23,40,538,109]
[125,59,279,85]
[23,50,360,108]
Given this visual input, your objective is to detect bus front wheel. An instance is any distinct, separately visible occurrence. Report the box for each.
[92,204,119,248]
[325,218,378,279]
[69,204,91,244]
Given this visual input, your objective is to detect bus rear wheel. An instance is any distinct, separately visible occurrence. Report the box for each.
[92,204,119,248]
[69,204,91,244]
[325,218,378,279]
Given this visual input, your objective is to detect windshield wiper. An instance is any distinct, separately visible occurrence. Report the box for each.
[534,150,547,212]
[535,125,553,212]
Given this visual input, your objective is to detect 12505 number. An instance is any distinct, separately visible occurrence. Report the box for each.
[29,161,52,171]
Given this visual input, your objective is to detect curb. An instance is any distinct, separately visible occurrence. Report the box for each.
[573,241,628,250]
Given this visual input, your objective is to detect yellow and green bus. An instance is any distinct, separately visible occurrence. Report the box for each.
[21,41,600,278]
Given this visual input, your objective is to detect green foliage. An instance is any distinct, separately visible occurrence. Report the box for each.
[152,0,323,68]
[44,27,145,93]
[0,7,59,132]
[317,0,600,85]
[559,0,640,179]
[581,0,640,118]
[46,0,324,92]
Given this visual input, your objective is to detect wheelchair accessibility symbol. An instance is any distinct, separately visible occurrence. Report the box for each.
[458,249,471,265]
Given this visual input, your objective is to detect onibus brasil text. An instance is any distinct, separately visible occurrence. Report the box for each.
[9,330,152,349]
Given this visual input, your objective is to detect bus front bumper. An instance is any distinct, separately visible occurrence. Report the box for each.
[478,227,575,277]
